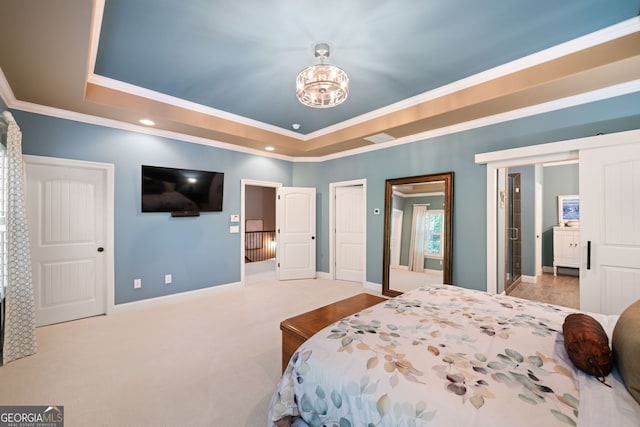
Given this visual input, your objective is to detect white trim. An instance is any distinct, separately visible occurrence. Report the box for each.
[534,164,543,277]
[476,128,640,295]
[6,97,294,161]
[316,271,331,280]
[2,76,638,165]
[396,191,444,198]
[88,74,306,140]
[291,79,640,163]
[22,155,115,316]
[87,0,105,81]
[112,281,242,314]
[85,5,640,142]
[364,282,382,293]
[1,18,637,164]
[329,179,367,285]
[476,129,640,165]
[90,3,304,140]
[240,179,282,285]
[300,17,640,141]
[521,275,537,284]
[0,67,17,106]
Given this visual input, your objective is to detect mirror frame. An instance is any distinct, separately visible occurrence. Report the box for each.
[382,171,454,297]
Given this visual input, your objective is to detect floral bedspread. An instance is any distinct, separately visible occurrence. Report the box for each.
[269,285,586,427]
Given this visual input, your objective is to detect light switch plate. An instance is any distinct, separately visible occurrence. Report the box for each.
[230,225,240,233]
[230,214,239,222]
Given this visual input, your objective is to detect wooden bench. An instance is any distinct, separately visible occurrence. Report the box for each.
[280,293,387,372]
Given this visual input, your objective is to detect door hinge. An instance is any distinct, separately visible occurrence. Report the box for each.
[277,262,280,268]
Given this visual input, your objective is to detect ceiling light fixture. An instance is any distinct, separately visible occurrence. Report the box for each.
[139,119,155,126]
[296,43,349,108]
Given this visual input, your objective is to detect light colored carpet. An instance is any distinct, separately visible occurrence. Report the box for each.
[389,267,443,293]
[0,278,376,427]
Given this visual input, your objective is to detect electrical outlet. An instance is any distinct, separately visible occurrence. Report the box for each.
[134,279,142,289]
[165,274,172,284]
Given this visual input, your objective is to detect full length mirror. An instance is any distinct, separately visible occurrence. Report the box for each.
[382,172,453,297]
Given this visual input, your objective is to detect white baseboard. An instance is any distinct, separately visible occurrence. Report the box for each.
[112,281,243,314]
[112,271,377,314]
[542,266,579,276]
[522,275,537,283]
[364,282,382,292]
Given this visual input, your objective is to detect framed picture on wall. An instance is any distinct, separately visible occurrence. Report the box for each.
[558,194,579,224]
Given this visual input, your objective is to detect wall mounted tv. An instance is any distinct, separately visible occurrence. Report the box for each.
[141,165,224,213]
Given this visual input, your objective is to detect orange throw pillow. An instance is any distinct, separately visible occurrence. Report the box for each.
[563,313,613,384]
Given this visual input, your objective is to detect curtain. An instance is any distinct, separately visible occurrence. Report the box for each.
[408,205,427,273]
[2,111,36,365]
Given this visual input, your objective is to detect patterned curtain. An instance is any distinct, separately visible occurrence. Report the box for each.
[2,111,36,365]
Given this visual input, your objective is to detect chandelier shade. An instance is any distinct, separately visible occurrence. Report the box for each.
[296,43,349,108]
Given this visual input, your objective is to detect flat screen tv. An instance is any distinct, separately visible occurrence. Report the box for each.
[141,165,224,213]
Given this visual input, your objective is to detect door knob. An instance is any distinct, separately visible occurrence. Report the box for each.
[97,247,104,252]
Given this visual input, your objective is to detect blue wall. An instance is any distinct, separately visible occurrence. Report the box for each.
[10,90,640,302]
[542,163,580,267]
[295,92,640,291]
[14,112,293,304]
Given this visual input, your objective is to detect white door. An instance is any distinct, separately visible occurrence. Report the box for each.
[25,156,111,326]
[580,141,640,314]
[390,209,403,268]
[335,185,364,282]
[277,187,316,280]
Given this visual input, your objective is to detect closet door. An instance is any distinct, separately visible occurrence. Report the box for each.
[277,187,316,280]
[580,141,640,314]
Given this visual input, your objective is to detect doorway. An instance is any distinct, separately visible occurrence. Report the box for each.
[505,173,521,292]
[25,155,114,326]
[501,164,580,307]
[329,179,367,285]
[241,180,279,285]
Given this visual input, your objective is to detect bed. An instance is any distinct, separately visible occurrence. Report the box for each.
[269,285,640,427]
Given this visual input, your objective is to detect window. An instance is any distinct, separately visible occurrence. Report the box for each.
[424,210,444,258]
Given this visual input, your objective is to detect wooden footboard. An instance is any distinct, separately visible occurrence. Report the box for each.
[279,293,386,373]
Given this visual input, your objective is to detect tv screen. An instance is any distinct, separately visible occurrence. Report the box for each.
[141,165,224,213]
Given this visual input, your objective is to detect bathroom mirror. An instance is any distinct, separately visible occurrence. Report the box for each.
[382,172,453,297]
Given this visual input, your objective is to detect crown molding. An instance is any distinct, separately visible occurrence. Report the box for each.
[87,74,306,140]
[0,66,17,107]
[3,64,638,164]
[306,79,640,162]
[85,2,640,142]
[3,16,639,163]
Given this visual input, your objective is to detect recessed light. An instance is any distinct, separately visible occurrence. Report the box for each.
[139,119,155,126]
[265,146,275,151]
[291,123,301,130]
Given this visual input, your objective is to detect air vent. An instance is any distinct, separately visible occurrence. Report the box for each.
[364,133,396,144]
